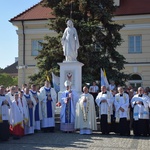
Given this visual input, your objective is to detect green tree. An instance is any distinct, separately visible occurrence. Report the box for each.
[0,73,18,87]
[29,0,130,86]
[0,68,3,73]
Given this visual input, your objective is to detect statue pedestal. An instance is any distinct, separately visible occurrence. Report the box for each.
[57,61,84,102]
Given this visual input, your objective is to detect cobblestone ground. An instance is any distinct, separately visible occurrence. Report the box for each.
[0,130,150,150]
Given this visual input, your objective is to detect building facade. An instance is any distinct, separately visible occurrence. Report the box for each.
[10,0,150,88]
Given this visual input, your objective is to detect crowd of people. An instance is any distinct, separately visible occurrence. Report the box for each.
[90,82,150,136]
[0,80,150,142]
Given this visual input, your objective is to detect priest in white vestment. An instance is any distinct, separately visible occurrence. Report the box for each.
[95,85,114,134]
[39,81,56,132]
[114,87,130,136]
[29,84,42,132]
[23,87,36,135]
[0,85,10,141]
[131,87,150,136]
[75,86,97,134]
[60,80,79,132]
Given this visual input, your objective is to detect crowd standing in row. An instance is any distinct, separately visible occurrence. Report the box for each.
[0,80,150,142]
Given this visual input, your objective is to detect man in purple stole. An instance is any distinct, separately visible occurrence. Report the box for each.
[60,80,79,132]
[23,87,36,135]
[29,84,42,132]
[39,81,57,132]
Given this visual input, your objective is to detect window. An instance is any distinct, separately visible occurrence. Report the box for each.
[129,74,142,90]
[130,74,142,80]
[114,0,120,6]
[128,35,142,53]
[31,39,43,56]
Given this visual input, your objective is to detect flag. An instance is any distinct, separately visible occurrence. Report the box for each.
[52,72,60,93]
[100,68,109,89]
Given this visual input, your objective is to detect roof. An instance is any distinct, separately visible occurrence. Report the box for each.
[1,61,18,75]
[115,0,150,16]
[10,1,54,22]
[10,0,150,22]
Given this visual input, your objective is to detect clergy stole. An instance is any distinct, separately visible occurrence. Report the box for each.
[0,100,3,122]
[35,103,40,121]
[133,95,148,120]
[81,96,90,122]
[99,92,111,124]
[24,94,33,126]
[0,107,2,123]
[31,91,40,121]
[65,92,71,123]
[46,94,53,118]
[43,88,53,118]
[115,93,129,123]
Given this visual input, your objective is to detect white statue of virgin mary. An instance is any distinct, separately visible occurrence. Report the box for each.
[61,20,79,61]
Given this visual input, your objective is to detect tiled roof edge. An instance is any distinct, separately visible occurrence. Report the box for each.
[9,1,42,22]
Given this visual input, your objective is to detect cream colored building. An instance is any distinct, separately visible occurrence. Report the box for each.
[10,0,150,89]
[10,3,56,87]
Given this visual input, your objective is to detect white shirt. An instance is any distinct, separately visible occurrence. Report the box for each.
[131,94,149,120]
[89,86,99,93]
[114,93,129,118]
[95,91,114,115]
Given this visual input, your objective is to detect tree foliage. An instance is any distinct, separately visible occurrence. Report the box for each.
[29,0,130,86]
[0,73,18,87]
[0,68,3,72]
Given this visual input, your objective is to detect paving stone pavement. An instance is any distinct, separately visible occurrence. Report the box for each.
[0,130,150,150]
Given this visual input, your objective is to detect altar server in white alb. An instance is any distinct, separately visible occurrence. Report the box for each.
[60,80,79,132]
[114,87,130,136]
[131,87,150,136]
[6,86,16,104]
[29,84,42,132]
[75,86,97,134]
[9,92,24,139]
[39,81,57,132]
[23,87,36,135]
[0,85,11,141]
[18,91,29,130]
[95,85,114,135]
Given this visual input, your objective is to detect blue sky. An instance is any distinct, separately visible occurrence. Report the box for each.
[0,0,41,69]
